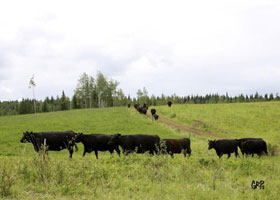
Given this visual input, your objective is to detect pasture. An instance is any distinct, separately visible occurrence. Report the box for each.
[0,102,279,199]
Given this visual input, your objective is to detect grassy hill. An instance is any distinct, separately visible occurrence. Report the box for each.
[0,103,279,199]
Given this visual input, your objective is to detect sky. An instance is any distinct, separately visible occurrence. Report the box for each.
[0,0,280,101]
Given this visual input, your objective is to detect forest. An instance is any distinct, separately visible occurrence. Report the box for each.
[0,72,280,116]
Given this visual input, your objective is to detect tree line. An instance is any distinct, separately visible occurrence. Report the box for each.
[0,72,280,116]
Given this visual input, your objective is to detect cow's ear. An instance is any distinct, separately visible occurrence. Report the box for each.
[117,133,121,137]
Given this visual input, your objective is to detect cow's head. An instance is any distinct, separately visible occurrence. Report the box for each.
[208,140,215,150]
[75,133,83,143]
[108,133,121,145]
[235,139,242,147]
[20,131,33,143]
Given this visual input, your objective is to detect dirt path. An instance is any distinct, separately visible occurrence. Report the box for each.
[148,113,224,139]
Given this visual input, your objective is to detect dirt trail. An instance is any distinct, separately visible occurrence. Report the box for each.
[148,113,224,139]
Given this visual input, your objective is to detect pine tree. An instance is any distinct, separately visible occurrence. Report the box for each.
[71,94,79,109]
[60,91,68,111]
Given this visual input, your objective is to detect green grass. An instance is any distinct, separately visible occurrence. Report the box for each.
[0,103,279,199]
[155,102,280,143]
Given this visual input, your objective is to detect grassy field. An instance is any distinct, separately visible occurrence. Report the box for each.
[0,103,279,199]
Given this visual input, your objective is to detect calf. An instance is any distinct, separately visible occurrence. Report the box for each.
[208,139,239,158]
[153,114,159,121]
[75,133,120,159]
[20,131,78,158]
[108,133,160,155]
[161,138,191,158]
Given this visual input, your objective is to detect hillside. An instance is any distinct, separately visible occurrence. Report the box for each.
[0,103,279,199]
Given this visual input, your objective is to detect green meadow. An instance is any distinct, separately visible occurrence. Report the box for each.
[0,102,279,199]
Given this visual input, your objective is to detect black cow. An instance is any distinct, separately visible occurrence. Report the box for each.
[167,101,172,107]
[75,133,120,159]
[161,138,191,158]
[108,133,160,155]
[151,108,156,115]
[236,138,267,157]
[137,106,147,115]
[134,104,139,109]
[20,131,78,158]
[153,114,159,121]
[127,103,131,108]
[143,103,148,110]
[208,139,239,158]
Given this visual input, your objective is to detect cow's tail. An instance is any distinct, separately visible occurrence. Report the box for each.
[264,142,268,155]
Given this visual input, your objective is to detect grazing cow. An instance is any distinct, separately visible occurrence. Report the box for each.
[134,103,139,109]
[143,103,148,110]
[236,138,267,157]
[151,108,156,116]
[20,131,78,158]
[153,114,159,121]
[127,103,131,108]
[161,138,191,158]
[167,101,172,107]
[108,133,160,155]
[75,133,120,159]
[208,139,239,158]
[137,106,147,115]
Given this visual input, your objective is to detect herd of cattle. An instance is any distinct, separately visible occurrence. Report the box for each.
[20,131,191,158]
[19,101,268,159]
[20,130,268,159]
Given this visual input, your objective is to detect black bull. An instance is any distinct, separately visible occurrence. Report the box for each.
[20,131,78,158]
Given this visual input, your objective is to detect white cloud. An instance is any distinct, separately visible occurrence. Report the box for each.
[0,0,280,100]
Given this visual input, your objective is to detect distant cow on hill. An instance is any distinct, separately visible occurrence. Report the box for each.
[108,134,160,155]
[20,131,78,158]
[236,138,267,157]
[143,103,148,110]
[161,138,191,158]
[151,108,156,116]
[137,106,147,115]
[153,114,159,121]
[208,139,239,158]
[75,133,120,159]
[127,103,131,108]
[167,101,172,107]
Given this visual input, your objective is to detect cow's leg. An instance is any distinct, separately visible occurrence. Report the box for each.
[218,152,223,159]
[227,153,231,159]
[115,147,121,157]
[170,153,174,158]
[95,151,98,159]
[188,149,191,157]
[69,149,73,158]
[183,149,187,157]
[83,150,86,157]
[235,150,239,158]
[149,150,154,155]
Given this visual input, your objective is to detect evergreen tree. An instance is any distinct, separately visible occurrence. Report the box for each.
[71,94,79,109]
[60,91,69,111]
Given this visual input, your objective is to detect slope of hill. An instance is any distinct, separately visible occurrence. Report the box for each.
[0,103,279,199]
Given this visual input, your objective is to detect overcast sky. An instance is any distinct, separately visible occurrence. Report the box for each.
[0,0,280,101]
